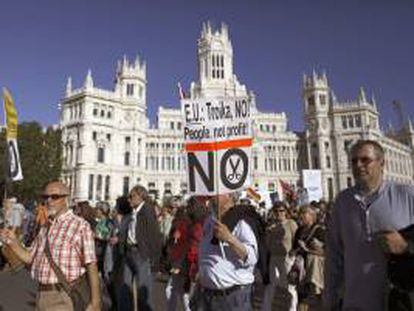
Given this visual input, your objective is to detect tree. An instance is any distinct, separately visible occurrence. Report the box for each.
[0,122,62,204]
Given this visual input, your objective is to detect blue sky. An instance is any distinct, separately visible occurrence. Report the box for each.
[0,0,413,131]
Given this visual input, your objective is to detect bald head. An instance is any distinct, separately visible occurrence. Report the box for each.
[44,181,70,197]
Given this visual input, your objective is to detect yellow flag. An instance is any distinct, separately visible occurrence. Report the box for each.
[3,88,18,139]
[3,87,23,181]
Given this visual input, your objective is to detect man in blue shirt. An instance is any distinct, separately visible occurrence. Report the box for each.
[324,140,414,311]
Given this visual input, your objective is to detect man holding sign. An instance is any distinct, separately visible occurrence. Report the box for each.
[182,96,259,310]
[196,193,258,311]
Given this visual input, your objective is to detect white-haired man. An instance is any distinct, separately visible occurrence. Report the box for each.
[0,181,101,311]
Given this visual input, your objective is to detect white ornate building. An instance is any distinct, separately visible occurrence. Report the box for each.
[60,22,414,204]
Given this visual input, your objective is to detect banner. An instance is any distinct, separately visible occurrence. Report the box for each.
[182,96,252,195]
[302,169,322,202]
[3,88,23,181]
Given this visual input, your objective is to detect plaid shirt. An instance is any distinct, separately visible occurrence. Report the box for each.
[30,210,96,284]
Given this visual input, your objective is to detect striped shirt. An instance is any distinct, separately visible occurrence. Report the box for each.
[30,210,96,284]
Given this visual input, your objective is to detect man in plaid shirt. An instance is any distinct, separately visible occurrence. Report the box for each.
[0,181,101,311]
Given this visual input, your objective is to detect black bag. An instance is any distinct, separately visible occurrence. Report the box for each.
[44,233,91,311]
[389,287,412,311]
[287,253,305,285]
[287,225,321,286]
[189,283,203,311]
[68,273,92,311]
[388,224,414,292]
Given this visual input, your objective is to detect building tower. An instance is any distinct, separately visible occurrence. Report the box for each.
[190,21,249,100]
[303,71,335,200]
[114,55,147,112]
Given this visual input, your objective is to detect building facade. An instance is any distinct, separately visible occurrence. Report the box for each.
[60,22,414,204]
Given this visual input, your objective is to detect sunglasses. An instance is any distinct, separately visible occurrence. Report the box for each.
[41,194,67,201]
[351,156,377,166]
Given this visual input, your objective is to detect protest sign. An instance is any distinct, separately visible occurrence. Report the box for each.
[302,169,323,202]
[182,97,252,195]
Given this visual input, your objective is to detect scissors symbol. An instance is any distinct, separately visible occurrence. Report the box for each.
[227,157,242,181]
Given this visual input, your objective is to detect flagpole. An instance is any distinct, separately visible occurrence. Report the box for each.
[4,140,8,201]
[2,87,24,202]
[214,140,226,259]
[2,93,8,203]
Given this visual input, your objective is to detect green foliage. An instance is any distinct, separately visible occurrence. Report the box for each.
[0,122,62,204]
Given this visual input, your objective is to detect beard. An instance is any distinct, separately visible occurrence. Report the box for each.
[47,207,58,219]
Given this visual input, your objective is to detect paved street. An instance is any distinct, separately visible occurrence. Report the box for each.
[0,269,37,311]
[0,269,313,311]
[0,269,169,311]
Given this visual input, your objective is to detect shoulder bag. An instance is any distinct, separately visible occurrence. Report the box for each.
[44,232,91,311]
[287,225,321,285]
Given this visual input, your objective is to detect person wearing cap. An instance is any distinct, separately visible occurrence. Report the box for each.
[0,181,101,311]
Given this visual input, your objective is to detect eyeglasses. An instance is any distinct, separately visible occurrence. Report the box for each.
[41,194,67,201]
[351,156,377,166]
[276,209,286,213]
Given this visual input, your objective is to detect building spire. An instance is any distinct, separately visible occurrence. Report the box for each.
[322,70,328,83]
[371,93,377,109]
[407,118,414,132]
[312,69,317,82]
[358,86,367,104]
[65,76,72,97]
[135,54,140,67]
[84,69,94,89]
[122,55,128,69]
[330,90,338,105]
[221,22,228,38]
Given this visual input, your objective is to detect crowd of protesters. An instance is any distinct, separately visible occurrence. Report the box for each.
[0,184,330,311]
[2,139,414,311]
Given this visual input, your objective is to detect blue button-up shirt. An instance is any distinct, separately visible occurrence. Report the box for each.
[324,181,414,311]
